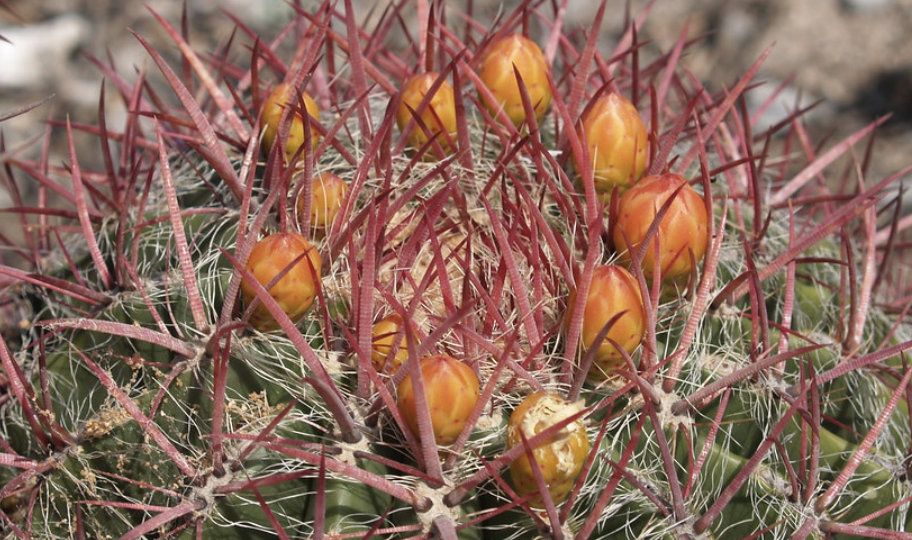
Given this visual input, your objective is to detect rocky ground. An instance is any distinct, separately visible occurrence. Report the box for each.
[1,0,910,262]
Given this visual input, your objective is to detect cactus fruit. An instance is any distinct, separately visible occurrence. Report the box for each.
[477,34,552,126]
[261,83,321,164]
[395,72,457,157]
[295,172,348,232]
[1,1,912,539]
[569,265,646,381]
[507,392,590,506]
[613,172,709,281]
[396,354,480,445]
[578,92,649,198]
[371,313,409,373]
[241,232,322,330]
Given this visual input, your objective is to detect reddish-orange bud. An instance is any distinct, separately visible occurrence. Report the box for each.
[577,93,648,199]
[296,172,348,232]
[507,392,589,505]
[395,73,457,158]
[477,34,552,126]
[261,83,320,164]
[241,232,322,330]
[371,314,409,373]
[396,354,480,445]
[613,173,709,281]
[567,265,646,380]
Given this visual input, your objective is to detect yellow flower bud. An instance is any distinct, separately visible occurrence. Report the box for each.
[296,172,348,231]
[577,93,648,199]
[262,83,320,164]
[613,173,709,281]
[396,354,480,445]
[371,314,409,373]
[477,34,552,126]
[395,73,457,158]
[567,265,646,381]
[507,392,589,506]
[241,232,322,330]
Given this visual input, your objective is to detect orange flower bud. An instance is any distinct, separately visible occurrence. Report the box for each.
[477,34,552,126]
[296,172,348,231]
[577,93,648,199]
[613,173,709,281]
[371,314,409,373]
[395,73,457,157]
[567,265,646,380]
[507,392,589,505]
[396,354,480,446]
[261,83,320,164]
[241,232,322,330]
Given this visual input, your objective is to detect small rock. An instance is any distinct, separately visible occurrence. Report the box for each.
[0,14,89,89]
[841,0,894,11]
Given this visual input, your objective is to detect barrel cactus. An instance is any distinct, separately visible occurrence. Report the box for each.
[1,1,910,539]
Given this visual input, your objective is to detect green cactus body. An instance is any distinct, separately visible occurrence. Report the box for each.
[303,456,394,535]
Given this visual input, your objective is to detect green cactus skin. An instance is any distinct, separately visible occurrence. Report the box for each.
[305,457,393,535]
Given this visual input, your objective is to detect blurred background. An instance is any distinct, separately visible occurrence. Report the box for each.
[0,0,910,254]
